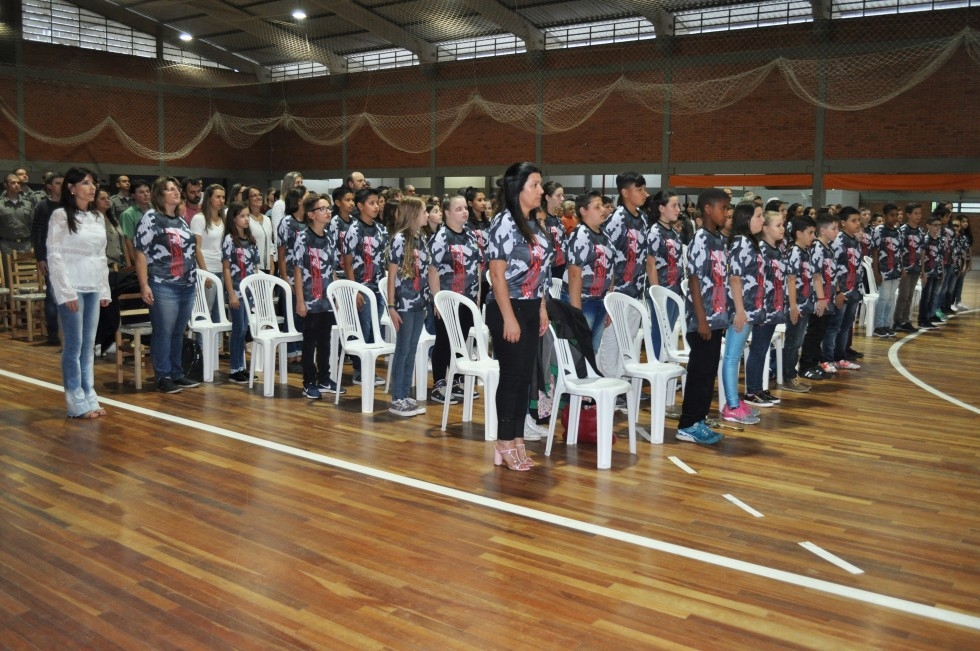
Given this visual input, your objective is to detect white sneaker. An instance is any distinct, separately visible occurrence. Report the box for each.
[523,414,548,442]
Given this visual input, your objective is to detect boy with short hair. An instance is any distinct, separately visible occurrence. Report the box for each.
[870,203,904,337]
[328,186,356,273]
[893,203,924,332]
[343,187,388,385]
[799,213,842,378]
[918,214,945,329]
[676,188,730,445]
[824,207,864,371]
[780,215,822,392]
[294,193,342,399]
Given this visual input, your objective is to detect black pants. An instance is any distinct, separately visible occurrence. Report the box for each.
[302,310,336,386]
[486,298,540,441]
[432,302,474,384]
[679,329,723,429]
[800,312,830,370]
[919,275,940,324]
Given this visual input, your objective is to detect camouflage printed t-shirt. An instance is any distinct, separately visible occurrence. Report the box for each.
[294,226,338,313]
[543,214,567,268]
[831,232,864,303]
[761,241,787,326]
[870,224,904,280]
[685,228,730,333]
[343,218,388,290]
[602,205,648,298]
[810,240,838,316]
[328,214,354,273]
[562,223,613,300]
[428,224,481,301]
[387,232,430,312]
[134,210,197,285]
[277,216,308,284]
[221,234,260,297]
[923,233,943,279]
[900,224,924,274]
[785,244,816,315]
[486,209,555,301]
[646,221,684,295]
[727,235,766,326]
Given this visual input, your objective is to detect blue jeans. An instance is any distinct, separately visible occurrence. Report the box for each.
[149,281,196,380]
[58,292,102,416]
[722,322,752,408]
[782,312,809,381]
[875,278,899,329]
[647,293,679,361]
[746,322,776,395]
[391,309,425,400]
[354,287,384,373]
[824,299,859,362]
[561,292,606,355]
[44,275,60,340]
[229,297,248,373]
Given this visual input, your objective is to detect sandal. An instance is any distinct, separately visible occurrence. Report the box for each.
[69,410,101,420]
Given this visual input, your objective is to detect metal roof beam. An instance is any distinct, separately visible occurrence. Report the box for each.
[455,0,546,51]
[309,0,441,63]
[636,5,675,38]
[68,0,269,80]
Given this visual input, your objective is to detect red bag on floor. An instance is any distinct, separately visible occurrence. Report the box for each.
[559,403,615,445]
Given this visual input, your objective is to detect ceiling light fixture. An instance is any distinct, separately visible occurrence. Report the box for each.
[179,32,193,42]
[292,9,307,20]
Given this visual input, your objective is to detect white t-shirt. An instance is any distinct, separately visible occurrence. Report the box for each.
[190,213,225,273]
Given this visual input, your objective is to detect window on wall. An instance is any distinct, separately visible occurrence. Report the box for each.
[21,0,225,69]
[833,0,977,18]
[674,1,813,35]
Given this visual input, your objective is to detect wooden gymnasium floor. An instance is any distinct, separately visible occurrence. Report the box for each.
[1,275,979,650]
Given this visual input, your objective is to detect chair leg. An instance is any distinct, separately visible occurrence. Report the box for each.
[440,365,454,432]
[595,396,614,470]
[462,374,475,423]
[263,347,275,397]
[483,372,498,441]
[649,376,667,445]
[545,386,564,457]
[134,333,143,390]
[626,389,638,456]
[361,354,376,413]
[567,395,582,446]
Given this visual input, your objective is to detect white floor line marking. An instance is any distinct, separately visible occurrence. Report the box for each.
[888,309,980,416]
[4,368,980,632]
[668,456,697,474]
[723,493,764,518]
[800,541,864,575]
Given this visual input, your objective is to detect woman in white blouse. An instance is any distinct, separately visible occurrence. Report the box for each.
[46,167,112,419]
[191,184,227,319]
[246,185,274,272]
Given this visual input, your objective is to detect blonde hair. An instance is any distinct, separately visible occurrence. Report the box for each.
[390,196,425,279]
[763,210,783,226]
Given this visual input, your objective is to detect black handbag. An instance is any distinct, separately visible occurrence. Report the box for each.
[181,337,204,382]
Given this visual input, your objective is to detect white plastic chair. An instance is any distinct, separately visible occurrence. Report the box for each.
[549,277,563,299]
[327,279,396,413]
[859,256,879,337]
[239,274,303,397]
[434,291,499,441]
[605,293,686,444]
[189,269,233,382]
[545,325,637,470]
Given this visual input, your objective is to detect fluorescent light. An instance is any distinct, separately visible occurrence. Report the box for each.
[292,9,307,20]
[179,32,193,42]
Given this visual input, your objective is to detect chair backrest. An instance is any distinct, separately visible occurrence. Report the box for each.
[549,324,600,381]
[117,292,150,327]
[7,253,43,293]
[548,277,562,299]
[240,273,298,337]
[861,257,878,295]
[327,279,382,346]
[604,292,652,367]
[192,269,231,326]
[434,290,489,362]
[649,285,686,362]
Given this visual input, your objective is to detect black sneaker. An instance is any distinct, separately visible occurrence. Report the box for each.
[886,328,896,337]
[743,393,773,408]
[228,371,249,384]
[872,327,889,338]
[157,378,182,394]
[897,322,918,333]
[801,367,826,380]
[845,348,864,359]
[451,381,479,401]
[758,389,781,405]
[918,321,938,330]
[174,377,200,388]
[317,379,347,395]
[430,379,458,404]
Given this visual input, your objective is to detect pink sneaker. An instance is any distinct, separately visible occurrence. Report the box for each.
[722,402,760,425]
[836,359,861,370]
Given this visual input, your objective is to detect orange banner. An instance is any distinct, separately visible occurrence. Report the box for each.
[823,173,980,191]
[668,174,813,188]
